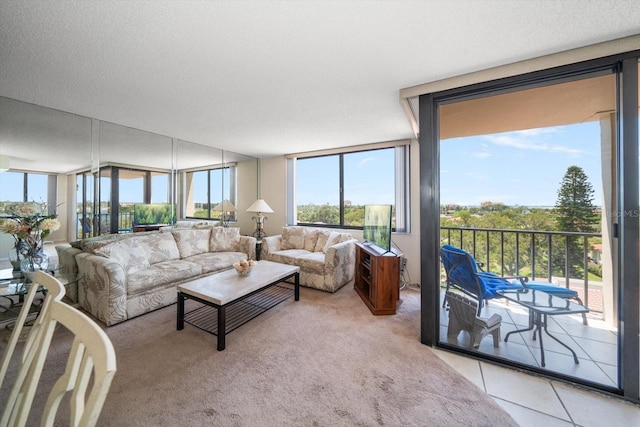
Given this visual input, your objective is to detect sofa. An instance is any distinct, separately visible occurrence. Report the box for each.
[56,225,255,326]
[260,226,357,292]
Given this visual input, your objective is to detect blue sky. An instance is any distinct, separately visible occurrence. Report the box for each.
[0,122,607,208]
[441,122,603,207]
[296,149,395,206]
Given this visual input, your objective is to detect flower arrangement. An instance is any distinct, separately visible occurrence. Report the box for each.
[0,202,60,271]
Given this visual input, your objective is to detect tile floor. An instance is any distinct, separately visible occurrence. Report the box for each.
[436,292,640,426]
[440,295,619,387]
[434,349,640,426]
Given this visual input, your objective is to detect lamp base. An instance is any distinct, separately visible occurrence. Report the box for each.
[252,215,268,239]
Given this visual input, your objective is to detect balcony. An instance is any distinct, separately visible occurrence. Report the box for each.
[440,226,617,388]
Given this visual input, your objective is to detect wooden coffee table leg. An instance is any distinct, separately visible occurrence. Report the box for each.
[294,272,300,301]
[217,305,226,351]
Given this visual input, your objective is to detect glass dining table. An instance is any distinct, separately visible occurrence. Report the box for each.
[0,265,80,325]
[497,288,589,368]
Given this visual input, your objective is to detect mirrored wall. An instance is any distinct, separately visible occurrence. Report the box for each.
[0,96,258,255]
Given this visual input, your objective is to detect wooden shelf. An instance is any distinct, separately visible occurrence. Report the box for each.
[354,242,402,315]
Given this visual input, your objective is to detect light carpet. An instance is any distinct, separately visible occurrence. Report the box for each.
[0,284,517,426]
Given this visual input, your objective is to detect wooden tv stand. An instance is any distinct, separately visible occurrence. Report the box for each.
[354,242,402,315]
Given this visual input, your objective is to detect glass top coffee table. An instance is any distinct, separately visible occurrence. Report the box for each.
[497,288,589,367]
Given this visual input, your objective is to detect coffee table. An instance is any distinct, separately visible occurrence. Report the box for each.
[497,288,589,367]
[177,260,300,351]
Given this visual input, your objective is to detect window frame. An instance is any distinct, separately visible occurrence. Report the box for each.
[0,170,57,216]
[287,143,410,232]
[183,165,236,222]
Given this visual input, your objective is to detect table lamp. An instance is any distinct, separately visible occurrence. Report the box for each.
[213,199,237,227]
[246,199,274,239]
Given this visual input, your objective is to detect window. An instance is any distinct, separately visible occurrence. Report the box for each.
[76,166,173,236]
[289,145,409,231]
[0,171,55,214]
[184,166,235,221]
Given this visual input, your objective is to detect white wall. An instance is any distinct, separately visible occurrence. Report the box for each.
[259,139,422,286]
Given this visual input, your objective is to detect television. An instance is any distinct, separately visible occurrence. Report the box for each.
[133,203,176,226]
[363,204,393,253]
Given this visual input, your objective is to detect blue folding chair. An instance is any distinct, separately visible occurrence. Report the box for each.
[441,245,588,324]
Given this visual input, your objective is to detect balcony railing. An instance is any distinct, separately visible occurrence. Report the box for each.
[441,226,602,313]
[76,212,135,239]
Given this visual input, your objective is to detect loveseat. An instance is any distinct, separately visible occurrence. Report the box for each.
[56,226,255,326]
[260,226,357,292]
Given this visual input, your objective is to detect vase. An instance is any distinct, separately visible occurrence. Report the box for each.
[19,250,50,280]
[8,247,21,271]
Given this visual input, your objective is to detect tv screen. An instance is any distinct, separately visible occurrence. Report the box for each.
[133,203,176,226]
[363,204,392,253]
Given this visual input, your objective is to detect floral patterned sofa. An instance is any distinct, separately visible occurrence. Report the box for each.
[260,226,357,292]
[56,225,255,326]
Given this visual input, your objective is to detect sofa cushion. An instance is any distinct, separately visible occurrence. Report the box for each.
[93,239,150,275]
[134,232,181,264]
[281,226,305,250]
[174,220,218,229]
[172,229,211,258]
[127,260,202,296]
[268,249,310,266]
[297,251,326,274]
[314,230,331,252]
[79,230,158,252]
[185,251,247,274]
[209,226,241,252]
[322,231,343,253]
[303,229,321,252]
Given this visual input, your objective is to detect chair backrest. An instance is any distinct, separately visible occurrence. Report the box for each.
[1,272,117,427]
[445,291,478,330]
[0,271,66,390]
[440,245,488,300]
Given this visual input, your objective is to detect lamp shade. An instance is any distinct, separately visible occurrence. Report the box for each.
[213,200,237,212]
[246,199,273,214]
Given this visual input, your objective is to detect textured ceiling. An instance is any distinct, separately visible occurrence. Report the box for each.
[1,1,639,158]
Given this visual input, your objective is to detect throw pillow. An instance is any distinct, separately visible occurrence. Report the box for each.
[135,232,181,264]
[171,229,211,258]
[210,226,241,252]
[281,226,305,250]
[322,231,342,253]
[303,229,320,252]
[314,230,331,252]
[94,239,150,275]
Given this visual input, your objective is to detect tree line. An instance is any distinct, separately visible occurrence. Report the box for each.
[441,166,601,280]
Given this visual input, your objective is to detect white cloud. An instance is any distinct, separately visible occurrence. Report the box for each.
[484,128,585,156]
[358,156,374,167]
[471,143,492,158]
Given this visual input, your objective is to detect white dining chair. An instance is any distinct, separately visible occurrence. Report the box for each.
[0,270,65,390]
[1,271,117,427]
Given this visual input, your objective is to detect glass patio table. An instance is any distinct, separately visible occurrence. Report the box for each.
[496,288,589,368]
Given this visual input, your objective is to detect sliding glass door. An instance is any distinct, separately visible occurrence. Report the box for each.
[420,53,640,401]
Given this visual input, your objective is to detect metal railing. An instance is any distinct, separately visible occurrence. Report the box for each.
[76,212,135,239]
[441,226,602,310]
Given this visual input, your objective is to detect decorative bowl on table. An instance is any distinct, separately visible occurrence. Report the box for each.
[233,259,256,276]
